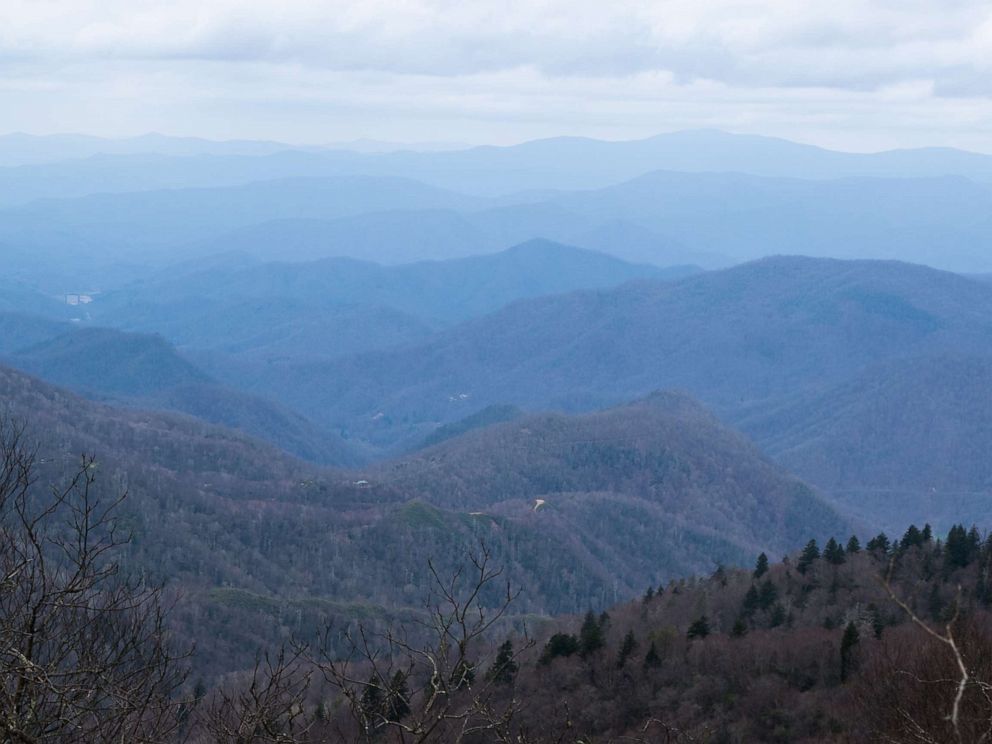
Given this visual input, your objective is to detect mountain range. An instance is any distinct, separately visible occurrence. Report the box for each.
[0,361,845,675]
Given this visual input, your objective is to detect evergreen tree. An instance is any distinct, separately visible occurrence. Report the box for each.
[360,673,385,726]
[901,524,924,549]
[846,535,861,554]
[866,532,890,554]
[731,617,748,638]
[824,537,846,565]
[643,641,661,668]
[968,526,982,561]
[712,564,728,586]
[797,539,820,574]
[579,611,605,656]
[487,640,518,685]
[868,603,885,639]
[540,633,580,665]
[386,670,411,721]
[450,659,475,690]
[946,524,971,568]
[758,579,778,610]
[642,586,655,603]
[840,622,860,682]
[922,523,933,542]
[616,630,638,668]
[754,552,769,578]
[687,616,710,640]
[741,585,760,616]
[928,584,945,621]
[769,604,787,628]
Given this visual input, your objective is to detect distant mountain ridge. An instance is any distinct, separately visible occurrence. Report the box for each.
[2,325,360,465]
[200,255,992,531]
[4,129,992,202]
[87,240,688,359]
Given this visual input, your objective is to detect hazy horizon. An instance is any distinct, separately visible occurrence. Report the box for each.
[4,127,992,157]
[4,1,992,153]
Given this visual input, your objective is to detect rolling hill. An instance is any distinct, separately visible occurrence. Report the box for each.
[234,256,992,444]
[375,392,846,555]
[10,326,211,397]
[0,363,842,675]
[88,240,685,359]
[207,256,992,531]
[2,324,360,465]
[737,354,992,532]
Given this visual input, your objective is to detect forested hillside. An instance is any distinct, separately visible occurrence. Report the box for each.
[0,364,845,678]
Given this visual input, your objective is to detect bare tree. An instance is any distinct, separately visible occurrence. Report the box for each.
[312,542,536,743]
[199,645,315,743]
[0,419,190,743]
[854,560,992,743]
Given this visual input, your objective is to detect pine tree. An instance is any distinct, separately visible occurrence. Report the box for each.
[487,640,518,685]
[539,633,580,665]
[868,603,885,639]
[769,604,787,628]
[758,579,778,610]
[866,532,890,554]
[450,659,475,690]
[928,584,945,621]
[754,552,769,578]
[731,617,748,638]
[824,537,846,565]
[968,526,982,562]
[946,524,971,568]
[741,585,760,616]
[846,535,861,554]
[687,615,710,640]
[797,539,820,574]
[643,641,661,668]
[901,524,924,549]
[840,622,860,682]
[579,610,605,656]
[386,670,411,721]
[642,586,655,603]
[360,673,385,727]
[616,630,638,668]
[922,523,933,542]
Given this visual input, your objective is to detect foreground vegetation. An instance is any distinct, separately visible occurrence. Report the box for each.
[3,424,992,742]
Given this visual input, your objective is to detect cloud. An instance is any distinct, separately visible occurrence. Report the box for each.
[1,1,991,149]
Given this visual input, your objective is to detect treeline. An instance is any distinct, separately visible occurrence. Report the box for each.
[181,522,992,742]
[4,425,992,743]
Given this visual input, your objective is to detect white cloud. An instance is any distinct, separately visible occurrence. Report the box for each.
[1,0,991,149]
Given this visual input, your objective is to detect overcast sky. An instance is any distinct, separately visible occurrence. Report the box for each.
[3,0,992,151]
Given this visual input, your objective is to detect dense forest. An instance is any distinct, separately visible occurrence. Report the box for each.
[4,421,991,743]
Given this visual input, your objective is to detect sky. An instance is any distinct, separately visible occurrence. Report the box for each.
[2,0,992,152]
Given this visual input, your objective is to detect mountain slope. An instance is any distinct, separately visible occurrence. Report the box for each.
[11,327,211,397]
[89,240,682,359]
[4,324,360,464]
[548,170,992,270]
[375,393,846,560]
[737,354,992,531]
[236,256,992,453]
[0,365,840,674]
